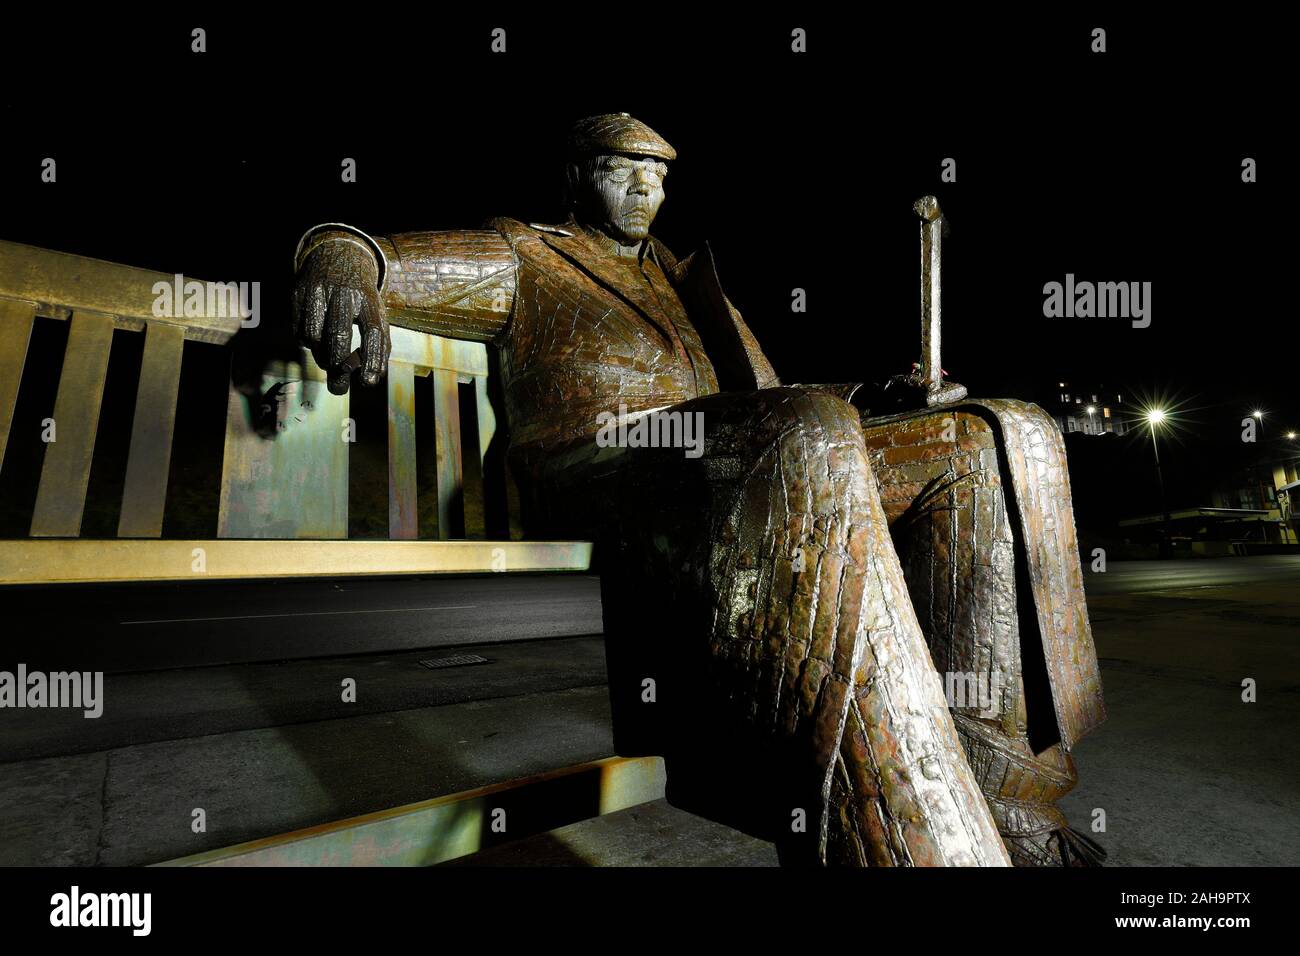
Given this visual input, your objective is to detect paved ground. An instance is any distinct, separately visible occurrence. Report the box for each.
[0,684,616,866]
[445,798,780,867]
[1060,558,1300,866]
[452,553,1300,867]
[1,557,1297,866]
[0,635,609,762]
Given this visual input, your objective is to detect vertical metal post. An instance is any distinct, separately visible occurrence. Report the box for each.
[915,195,943,391]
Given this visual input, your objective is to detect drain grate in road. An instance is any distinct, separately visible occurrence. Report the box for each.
[418,653,493,670]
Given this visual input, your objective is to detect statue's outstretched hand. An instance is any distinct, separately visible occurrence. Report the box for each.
[292,239,390,394]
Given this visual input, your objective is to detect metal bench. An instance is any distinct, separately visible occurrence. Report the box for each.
[0,239,592,584]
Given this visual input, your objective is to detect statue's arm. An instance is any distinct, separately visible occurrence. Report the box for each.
[293,223,518,392]
[296,223,518,342]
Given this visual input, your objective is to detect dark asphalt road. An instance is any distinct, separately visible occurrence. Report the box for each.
[0,634,610,762]
[1062,560,1300,866]
[3,572,604,672]
[1082,554,1300,595]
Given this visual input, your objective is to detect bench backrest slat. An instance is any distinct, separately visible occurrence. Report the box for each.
[0,240,515,542]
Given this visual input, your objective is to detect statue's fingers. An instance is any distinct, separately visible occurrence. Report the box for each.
[358,301,389,387]
[327,366,353,396]
[302,284,328,344]
[309,338,351,395]
[325,288,359,370]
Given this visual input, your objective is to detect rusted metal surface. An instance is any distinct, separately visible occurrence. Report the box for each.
[117,322,185,538]
[380,230,517,343]
[915,195,944,391]
[0,298,36,468]
[861,400,1106,864]
[288,113,1102,866]
[905,196,966,406]
[537,388,1009,866]
[0,539,593,584]
[862,409,1021,725]
[954,715,1104,866]
[495,216,722,454]
[30,311,115,537]
[296,227,516,346]
[972,399,1106,746]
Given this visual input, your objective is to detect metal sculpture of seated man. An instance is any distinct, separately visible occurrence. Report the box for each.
[290,113,1106,867]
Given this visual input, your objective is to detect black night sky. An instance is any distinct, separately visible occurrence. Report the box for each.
[0,14,1286,535]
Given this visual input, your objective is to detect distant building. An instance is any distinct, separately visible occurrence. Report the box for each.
[1047,382,1130,436]
[1212,460,1284,513]
[1209,454,1300,545]
[1119,447,1300,551]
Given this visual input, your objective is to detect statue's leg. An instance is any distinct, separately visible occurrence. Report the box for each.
[535,387,1010,866]
[859,400,1106,866]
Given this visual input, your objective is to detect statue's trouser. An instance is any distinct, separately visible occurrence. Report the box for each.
[522,387,1010,866]
[860,401,1106,866]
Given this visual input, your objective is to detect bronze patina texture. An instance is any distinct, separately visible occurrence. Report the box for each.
[860,402,1106,865]
[289,113,1104,866]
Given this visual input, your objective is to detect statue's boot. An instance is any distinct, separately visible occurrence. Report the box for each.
[543,387,1011,865]
[953,716,1106,866]
[860,400,1107,865]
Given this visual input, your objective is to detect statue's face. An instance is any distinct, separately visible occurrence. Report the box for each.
[578,153,668,244]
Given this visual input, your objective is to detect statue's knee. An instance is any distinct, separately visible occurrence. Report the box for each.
[764,389,866,454]
[726,391,877,554]
[991,400,1066,453]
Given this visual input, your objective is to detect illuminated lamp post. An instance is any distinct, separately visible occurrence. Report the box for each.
[1146,408,1171,557]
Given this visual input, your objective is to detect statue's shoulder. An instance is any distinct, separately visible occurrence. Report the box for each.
[487,217,576,243]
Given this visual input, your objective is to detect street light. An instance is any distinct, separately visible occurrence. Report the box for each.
[1145,408,1171,557]
[1086,404,1097,435]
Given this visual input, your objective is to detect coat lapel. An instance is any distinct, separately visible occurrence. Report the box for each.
[536,227,681,347]
[667,242,779,392]
[535,222,779,393]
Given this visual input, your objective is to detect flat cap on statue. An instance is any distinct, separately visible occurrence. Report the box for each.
[567,112,677,161]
